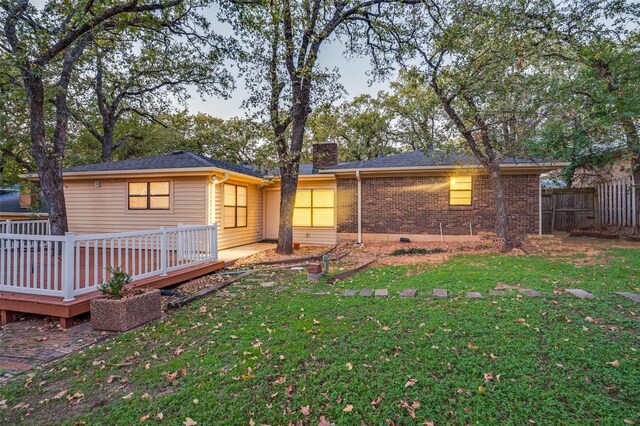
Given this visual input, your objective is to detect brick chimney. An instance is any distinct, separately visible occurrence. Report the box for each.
[312,143,338,169]
[19,182,40,209]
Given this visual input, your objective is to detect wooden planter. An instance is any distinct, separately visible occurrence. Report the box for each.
[307,263,323,280]
[91,289,162,332]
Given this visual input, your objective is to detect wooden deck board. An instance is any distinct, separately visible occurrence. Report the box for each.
[0,260,224,327]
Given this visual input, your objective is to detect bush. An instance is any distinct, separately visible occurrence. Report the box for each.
[98,266,132,299]
[390,247,446,256]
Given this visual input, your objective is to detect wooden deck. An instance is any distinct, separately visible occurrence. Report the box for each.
[0,260,224,328]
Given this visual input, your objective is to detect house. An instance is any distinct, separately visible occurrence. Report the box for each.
[42,143,564,248]
[0,187,49,220]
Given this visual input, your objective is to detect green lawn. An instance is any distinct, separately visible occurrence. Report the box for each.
[1,248,639,425]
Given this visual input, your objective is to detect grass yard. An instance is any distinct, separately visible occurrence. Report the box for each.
[1,247,639,425]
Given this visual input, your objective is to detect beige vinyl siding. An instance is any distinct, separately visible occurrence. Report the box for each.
[64,177,208,234]
[212,178,263,250]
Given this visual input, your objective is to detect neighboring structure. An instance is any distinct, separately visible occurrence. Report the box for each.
[25,144,565,248]
[572,151,637,230]
[0,188,49,219]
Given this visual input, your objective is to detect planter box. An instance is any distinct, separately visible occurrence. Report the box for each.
[91,289,162,332]
[307,262,323,280]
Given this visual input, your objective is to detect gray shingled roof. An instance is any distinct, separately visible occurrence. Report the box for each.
[63,151,263,178]
[0,192,49,215]
[325,150,541,170]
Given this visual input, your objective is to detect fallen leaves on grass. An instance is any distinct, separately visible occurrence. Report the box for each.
[371,396,383,409]
[271,376,286,385]
[606,360,620,367]
[121,393,134,400]
[405,378,417,387]
[184,418,197,426]
[140,414,150,422]
[52,390,68,400]
[318,416,331,426]
[397,400,420,418]
[286,384,296,398]
[346,363,353,370]
[301,405,310,416]
[467,343,479,350]
[166,368,188,382]
[343,404,354,412]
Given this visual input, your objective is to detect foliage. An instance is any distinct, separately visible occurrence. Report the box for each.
[1,248,639,424]
[97,267,132,299]
[390,247,446,256]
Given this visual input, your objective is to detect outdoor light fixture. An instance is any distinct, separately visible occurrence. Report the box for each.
[94,180,101,188]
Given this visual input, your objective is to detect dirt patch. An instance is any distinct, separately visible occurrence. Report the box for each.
[233,246,331,266]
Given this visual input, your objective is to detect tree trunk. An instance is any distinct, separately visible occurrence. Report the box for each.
[25,75,69,236]
[102,125,114,162]
[276,168,298,255]
[487,163,515,251]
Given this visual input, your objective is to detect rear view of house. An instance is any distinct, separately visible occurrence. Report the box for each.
[48,143,564,248]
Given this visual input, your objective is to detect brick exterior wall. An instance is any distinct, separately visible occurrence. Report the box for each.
[337,174,540,237]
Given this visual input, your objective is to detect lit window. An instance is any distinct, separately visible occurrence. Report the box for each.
[224,184,248,228]
[128,182,170,210]
[293,189,335,227]
[449,176,472,206]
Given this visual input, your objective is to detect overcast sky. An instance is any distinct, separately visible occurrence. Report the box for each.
[184,5,393,120]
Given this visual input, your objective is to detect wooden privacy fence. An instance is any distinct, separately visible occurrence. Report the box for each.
[0,224,218,301]
[542,188,597,233]
[597,177,637,228]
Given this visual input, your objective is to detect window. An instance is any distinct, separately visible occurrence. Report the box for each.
[128,182,170,210]
[224,184,248,228]
[449,176,472,206]
[293,189,335,227]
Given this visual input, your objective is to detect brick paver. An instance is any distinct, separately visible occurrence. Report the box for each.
[617,292,640,303]
[467,292,482,299]
[566,289,595,299]
[489,290,507,296]
[400,289,418,298]
[433,288,448,298]
[343,290,358,297]
[0,320,112,381]
[374,289,389,298]
[274,286,288,293]
[360,289,373,297]
[260,281,276,288]
[519,289,540,297]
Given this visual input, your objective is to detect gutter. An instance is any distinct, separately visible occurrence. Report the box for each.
[356,170,362,245]
[317,162,571,174]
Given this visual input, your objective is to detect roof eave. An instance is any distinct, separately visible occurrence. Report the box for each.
[319,162,570,174]
[21,166,266,183]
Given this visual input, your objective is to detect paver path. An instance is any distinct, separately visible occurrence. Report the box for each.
[360,289,373,297]
[260,281,276,288]
[490,290,507,296]
[294,288,311,294]
[0,320,112,381]
[274,286,288,293]
[343,290,358,297]
[467,292,482,299]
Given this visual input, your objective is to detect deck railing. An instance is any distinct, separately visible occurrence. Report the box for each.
[0,224,218,301]
[0,219,50,236]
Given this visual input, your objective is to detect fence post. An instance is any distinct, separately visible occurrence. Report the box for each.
[210,224,218,261]
[62,232,76,302]
[160,226,168,276]
[6,219,11,234]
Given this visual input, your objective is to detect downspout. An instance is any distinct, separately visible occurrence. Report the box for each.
[539,176,542,235]
[356,170,362,245]
[211,173,230,225]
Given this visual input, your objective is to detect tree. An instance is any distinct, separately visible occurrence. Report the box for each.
[70,24,232,162]
[1,0,207,235]
[366,0,552,250]
[222,0,421,254]
[527,0,640,224]
[308,95,397,161]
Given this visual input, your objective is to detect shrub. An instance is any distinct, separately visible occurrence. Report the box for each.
[390,247,446,256]
[98,266,132,299]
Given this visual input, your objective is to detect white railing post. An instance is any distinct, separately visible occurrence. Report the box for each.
[160,226,168,276]
[62,232,76,302]
[177,223,185,262]
[6,219,12,234]
[210,224,218,261]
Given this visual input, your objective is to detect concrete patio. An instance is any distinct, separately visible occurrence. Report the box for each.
[218,242,276,264]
